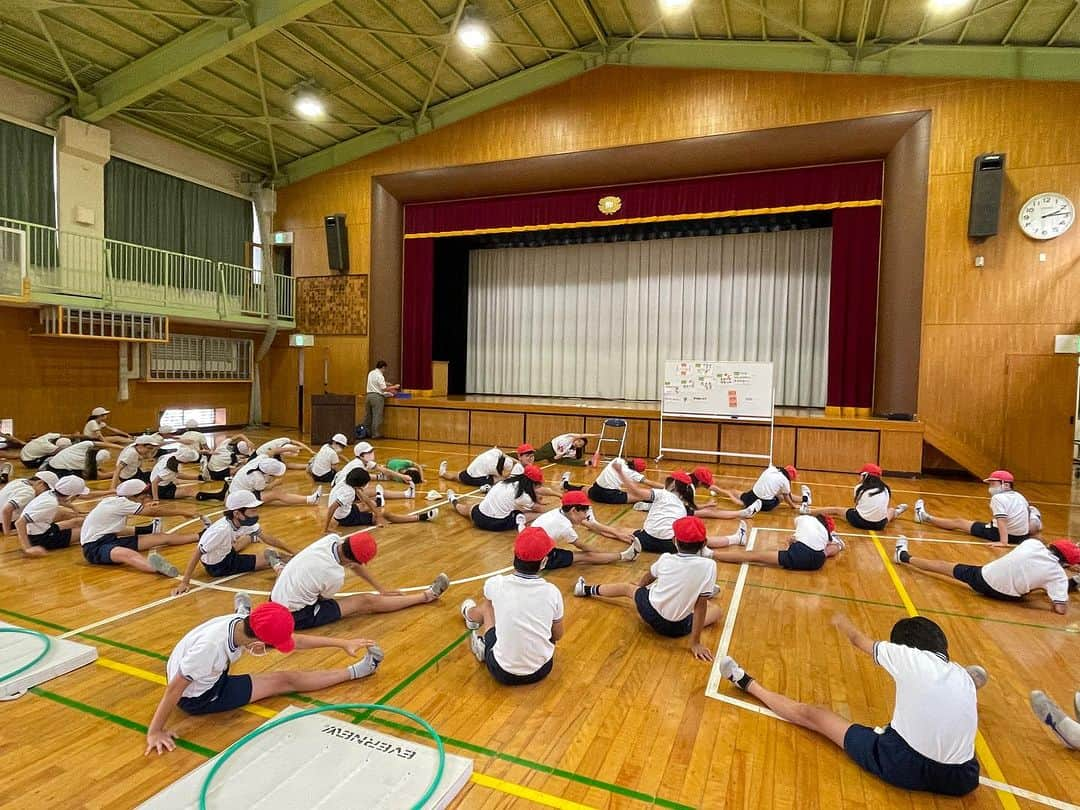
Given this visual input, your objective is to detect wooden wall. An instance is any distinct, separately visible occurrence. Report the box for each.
[0,307,251,435]
[273,67,1080,476]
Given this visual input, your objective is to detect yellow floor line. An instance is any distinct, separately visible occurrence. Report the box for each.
[870,533,1021,810]
[470,771,597,809]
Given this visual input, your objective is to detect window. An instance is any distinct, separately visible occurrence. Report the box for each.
[159,407,227,429]
[146,334,254,381]
[1,418,12,435]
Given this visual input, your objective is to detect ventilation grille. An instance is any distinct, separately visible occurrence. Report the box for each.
[146,334,253,381]
[36,306,168,341]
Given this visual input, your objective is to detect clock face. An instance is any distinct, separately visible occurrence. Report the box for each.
[1018,193,1075,240]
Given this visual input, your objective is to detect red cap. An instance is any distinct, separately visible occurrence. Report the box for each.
[248,602,295,653]
[859,463,882,477]
[515,527,555,561]
[691,467,714,488]
[670,470,692,485]
[673,515,707,544]
[784,465,798,481]
[818,514,836,533]
[983,470,1014,483]
[523,464,544,483]
[561,490,590,507]
[630,458,646,473]
[346,532,378,565]
[1049,539,1080,566]
[517,444,535,455]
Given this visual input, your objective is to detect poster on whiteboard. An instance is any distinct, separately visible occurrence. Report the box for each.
[662,361,775,419]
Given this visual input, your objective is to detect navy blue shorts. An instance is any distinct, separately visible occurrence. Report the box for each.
[44,466,83,478]
[634,528,676,555]
[291,598,342,630]
[482,628,553,685]
[309,468,336,483]
[22,456,45,468]
[203,549,257,578]
[843,725,979,796]
[951,564,1022,601]
[778,540,826,571]
[741,491,780,511]
[82,533,140,565]
[459,470,494,487]
[208,467,230,481]
[30,523,73,550]
[471,505,520,532]
[336,504,375,527]
[155,482,178,499]
[178,670,254,715]
[634,586,693,637]
[588,483,628,504]
[543,548,575,570]
[846,508,887,531]
[969,522,1027,544]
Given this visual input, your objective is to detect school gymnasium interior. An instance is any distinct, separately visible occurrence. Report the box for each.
[0,0,1078,808]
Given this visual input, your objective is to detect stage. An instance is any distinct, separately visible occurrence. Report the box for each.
[381,395,924,476]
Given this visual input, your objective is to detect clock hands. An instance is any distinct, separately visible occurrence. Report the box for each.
[1041,209,1068,218]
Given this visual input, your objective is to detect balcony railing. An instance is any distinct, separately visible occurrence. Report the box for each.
[0,217,295,325]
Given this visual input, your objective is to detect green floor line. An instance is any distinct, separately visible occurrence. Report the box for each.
[357,629,472,721]
[0,606,170,660]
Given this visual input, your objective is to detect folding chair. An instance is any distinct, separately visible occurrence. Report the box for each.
[592,418,627,466]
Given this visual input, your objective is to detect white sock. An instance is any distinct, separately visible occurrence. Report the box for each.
[348,645,384,679]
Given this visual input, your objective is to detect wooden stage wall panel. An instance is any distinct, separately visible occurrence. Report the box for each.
[470,411,525,448]
[526,414,586,449]
[419,409,469,444]
[796,428,879,472]
[879,430,923,475]
[585,416,650,458]
[720,424,797,467]
[381,405,418,441]
[648,420,719,463]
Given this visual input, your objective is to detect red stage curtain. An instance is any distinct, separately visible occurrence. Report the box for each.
[401,238,434,389]
[404,162,882,235]
[828,206,882,409]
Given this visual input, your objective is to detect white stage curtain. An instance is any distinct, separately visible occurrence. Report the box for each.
[466,228,832,406]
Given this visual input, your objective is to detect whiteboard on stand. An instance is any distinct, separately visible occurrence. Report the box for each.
[661,361,775,420]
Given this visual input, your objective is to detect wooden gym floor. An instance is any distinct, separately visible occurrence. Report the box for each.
[0,431,1077,810]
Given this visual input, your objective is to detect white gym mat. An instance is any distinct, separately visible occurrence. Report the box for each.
[0,621,98,699]
[138,705,473,810]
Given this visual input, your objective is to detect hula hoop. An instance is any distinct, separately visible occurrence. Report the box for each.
[197,703,445,810]
[0,627,52,684]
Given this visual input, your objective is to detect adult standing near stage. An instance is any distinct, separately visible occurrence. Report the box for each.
[363,360,400,440]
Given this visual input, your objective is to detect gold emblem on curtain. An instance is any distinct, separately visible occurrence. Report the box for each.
[597,195,622,215]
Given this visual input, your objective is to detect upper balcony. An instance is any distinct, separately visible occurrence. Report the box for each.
[0,217,294,328]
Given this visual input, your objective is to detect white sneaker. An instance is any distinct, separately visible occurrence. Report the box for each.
[914,499,927,523]
[479,484,491,493]
[199,515,212,530]
[515,514,527,533]
[469,631,486,662]
[829,533,845,551]
[423,508,438,521]
[560,471,571,485]
[374,484,385,508]
[233,592,252,616]
[734,520,748,546]
[348,645,384,679]
[698,547,715,558]
[800,484,812,508]
[149,518,163,534]
[148,550,178,578]
[446,488,458,505]
[1028,505,1043,534]
[893,503,908,518]
[428,572,450,599]
[738,500,763,518]
[264,548,284,571]
[573,576,587,597]
[1030,691,1080,749]
[306,486,323,505]
[894,536,909,563]
[633,501,651,511]
[965,665,988,690]
[585,507,596,523]
[719,656,746,687]
[460,598,480,630]
[404,484,415,499]
[438,461,447,477]
[619,538,641,561]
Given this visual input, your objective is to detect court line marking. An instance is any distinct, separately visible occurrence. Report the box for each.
[704,527,758,697]
[470,772,597,810]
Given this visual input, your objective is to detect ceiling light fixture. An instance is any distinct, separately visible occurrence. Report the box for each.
[293,86,325,119]
[457,5,490,49]
[659,0,693,12]
[928,0,966,11]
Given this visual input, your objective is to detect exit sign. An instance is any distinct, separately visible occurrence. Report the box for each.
[1054,335,1080,354]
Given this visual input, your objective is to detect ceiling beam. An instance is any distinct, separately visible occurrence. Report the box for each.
[74,0,337,122]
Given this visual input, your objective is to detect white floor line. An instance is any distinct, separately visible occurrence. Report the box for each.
[705,527,757,697]
[752,525,996,548]
[186,566,518,598]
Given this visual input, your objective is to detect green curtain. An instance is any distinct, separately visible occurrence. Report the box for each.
[0,119,55,226]
[105,158,253,265]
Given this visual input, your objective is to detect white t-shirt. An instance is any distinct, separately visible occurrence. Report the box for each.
[478,481,534,519]
[529,509,578,545]
[989,490,1030,536]
[80,496,142,545]
[873,641,977,765]
[310,444,340,477]
[21,434,62,462]
[328,482,360,520]
[466,448,506,479]
[647,553,717,621]
[179,430,209,449]
[792,514,830,551]
[752,466,791,500]
[21,490,60,534]
[228,458,271,494]
[981,538,1070,602]
[198,517,259,565]
[595,458,644,490]
[550,434,577,459]
[150,454,180,486]
[115,445,143,480]
[208,442,240,473]
[855,487,890,522]
[271,534,345,611]
[333,458,365,488]
[2,479,37,516]
[83,418,104,438]
[47,441,93,471]
[642,488,689,540]
[483,573,563,675]
[367,368,389,395]
[256,437,292,457]
[166,614,245,699]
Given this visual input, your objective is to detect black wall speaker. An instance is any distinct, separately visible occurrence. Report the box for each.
[968,153,1005,238]
[325,213,349,271]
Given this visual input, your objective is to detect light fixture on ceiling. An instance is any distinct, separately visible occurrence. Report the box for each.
[928,0,966,11]
[457,5,490,49]
[658,0,693,12]
[293,88,325,119]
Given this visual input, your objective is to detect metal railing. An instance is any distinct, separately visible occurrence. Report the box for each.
[0,217,294,323]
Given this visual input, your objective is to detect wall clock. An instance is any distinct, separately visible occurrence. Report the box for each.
[1018,193,1074,240]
